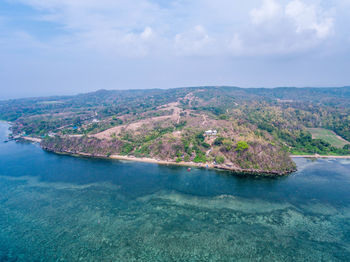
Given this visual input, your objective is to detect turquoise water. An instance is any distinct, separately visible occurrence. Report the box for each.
[0,122,350,261]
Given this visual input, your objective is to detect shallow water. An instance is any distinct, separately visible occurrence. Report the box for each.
[0,122,350,261]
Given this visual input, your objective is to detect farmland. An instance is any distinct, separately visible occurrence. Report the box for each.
[308,128,350,148]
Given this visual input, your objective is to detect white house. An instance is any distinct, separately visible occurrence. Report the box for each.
[92,118,100,123]
[205,130,217,136]
[48,132,56,137]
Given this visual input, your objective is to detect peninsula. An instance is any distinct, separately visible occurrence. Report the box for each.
[1,86,350,176]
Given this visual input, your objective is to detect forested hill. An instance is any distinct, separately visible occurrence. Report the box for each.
[1,86,349,175]
[1,86,349,118]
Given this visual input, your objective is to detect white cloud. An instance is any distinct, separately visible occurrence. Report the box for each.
[74,26,162,57]
[140,27,153,40]
[233,0,335,56]
[174,25,217,56]
[250,0,282,25]
[11,0,166,56]
[5,0,338,57]
[228,34,243,55]
[286,0,333,39]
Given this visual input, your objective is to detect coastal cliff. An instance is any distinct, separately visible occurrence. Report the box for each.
[41,135,297,176]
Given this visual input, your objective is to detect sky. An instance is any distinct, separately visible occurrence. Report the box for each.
[1,0,350,99]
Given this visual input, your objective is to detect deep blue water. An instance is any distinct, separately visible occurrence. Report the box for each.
[0,122,350,261]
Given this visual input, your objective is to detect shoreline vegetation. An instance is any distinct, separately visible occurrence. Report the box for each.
[10,128,293,177]
[40,146,349,176]
[41,146,296,177]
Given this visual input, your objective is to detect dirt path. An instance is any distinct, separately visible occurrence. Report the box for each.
[184,92,195,107]
[202,114,207,126]
[158,102,182,124]
[206,148,212,156]
[22,137,42,143]
[68,134,84,138]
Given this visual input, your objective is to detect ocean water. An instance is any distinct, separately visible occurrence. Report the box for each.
[0,122,350,261]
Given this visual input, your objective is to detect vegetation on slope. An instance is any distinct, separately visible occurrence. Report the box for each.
[2,86,350,175]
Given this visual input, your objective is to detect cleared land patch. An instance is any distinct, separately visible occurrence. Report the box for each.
[93,102,182,140]
[38,101,64,105]
[307,128,350,148]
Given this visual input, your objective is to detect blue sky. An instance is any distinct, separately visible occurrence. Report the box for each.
[1,0,350,99]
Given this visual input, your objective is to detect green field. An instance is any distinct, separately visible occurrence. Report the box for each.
[307,128,350,148]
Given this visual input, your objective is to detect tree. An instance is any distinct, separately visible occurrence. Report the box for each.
[343,144,350,153]
[235,141,249,152]
[214,137,224,146]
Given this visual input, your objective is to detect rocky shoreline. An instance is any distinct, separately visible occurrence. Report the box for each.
[41,146,297,177]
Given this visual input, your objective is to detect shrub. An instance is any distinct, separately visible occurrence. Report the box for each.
[223,139,233,151]
[219,114,229,120]
[202,142,211,148]
[196,133,205,142]
[235,141,249,152]
[121,143,134,155]
[214,137,224,146]
[215,155,225,164]
[193,152,207,163]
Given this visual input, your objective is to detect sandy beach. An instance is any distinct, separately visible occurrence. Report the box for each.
[108,154,293,176]
[41,147,293,176]
[21,137,42,143]
[110,154,213,169]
